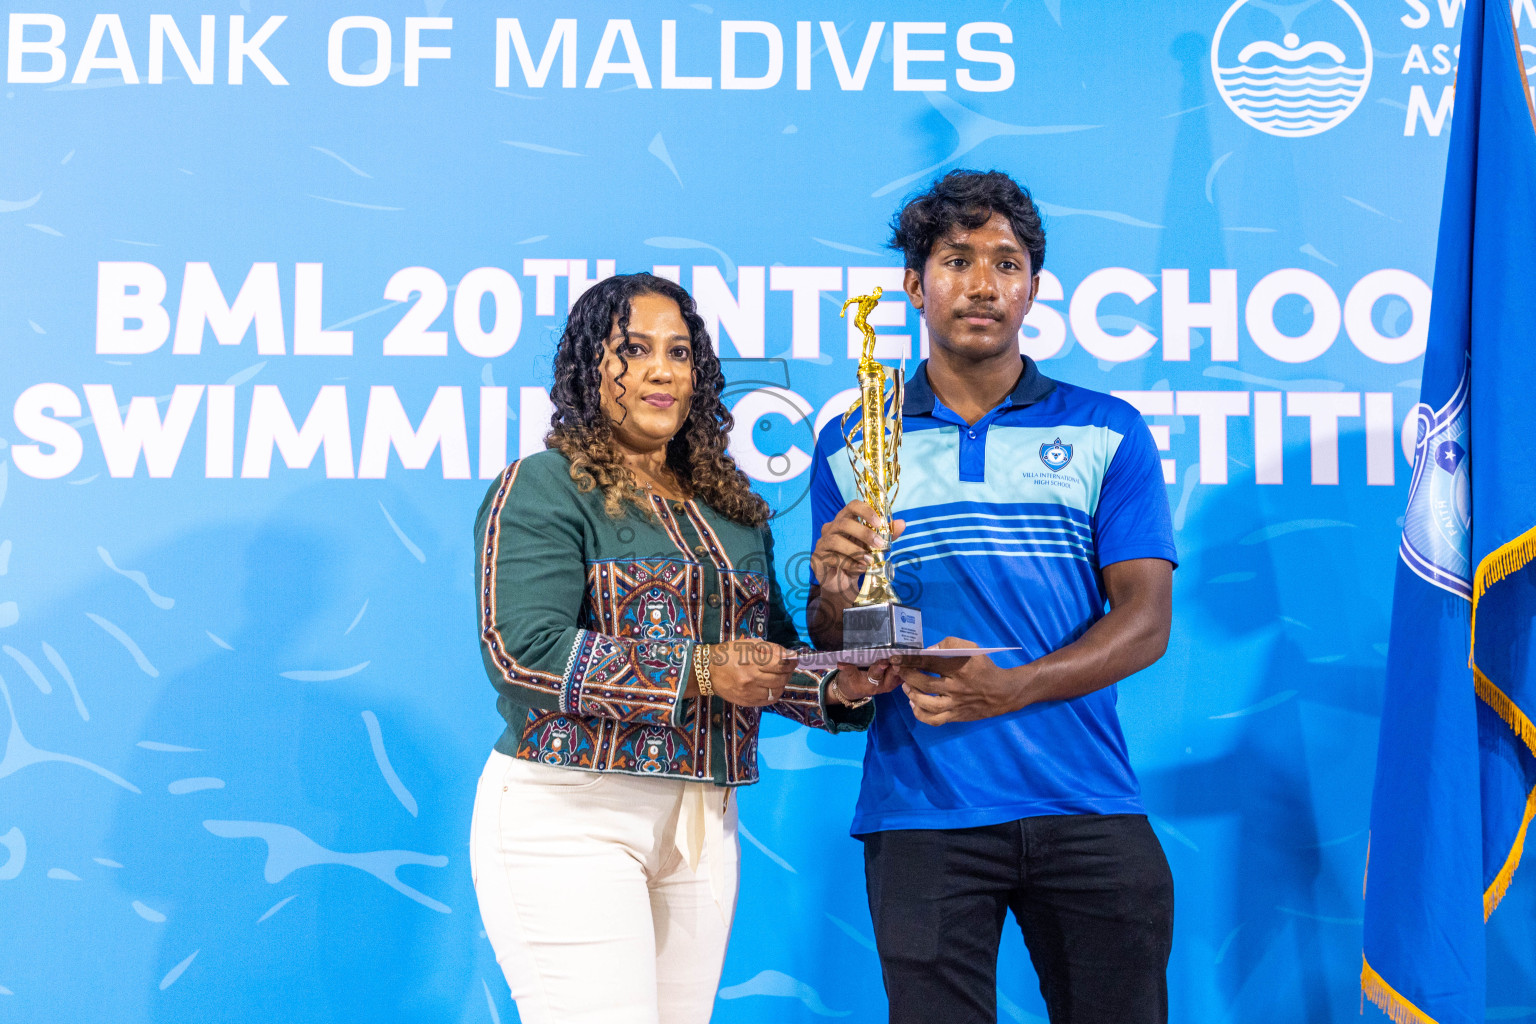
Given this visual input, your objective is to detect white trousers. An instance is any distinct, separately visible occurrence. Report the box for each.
[470,751,740,1024]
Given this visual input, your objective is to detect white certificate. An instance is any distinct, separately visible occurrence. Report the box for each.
[790,646,1016,670]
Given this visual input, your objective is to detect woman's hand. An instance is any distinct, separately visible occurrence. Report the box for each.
[828,659,904,705]
[704,640,797,707]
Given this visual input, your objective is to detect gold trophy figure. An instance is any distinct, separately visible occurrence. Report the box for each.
[839,288,924,649]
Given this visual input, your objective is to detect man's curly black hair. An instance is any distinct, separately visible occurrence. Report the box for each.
[889,169,1046,278]
[545,272,769,527]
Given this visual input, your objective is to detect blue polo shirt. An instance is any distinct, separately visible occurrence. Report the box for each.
[809,358,1177,834]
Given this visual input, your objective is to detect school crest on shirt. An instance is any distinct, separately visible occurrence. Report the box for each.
[1039,438,1073,472]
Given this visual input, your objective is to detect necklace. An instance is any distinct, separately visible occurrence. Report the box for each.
[632,463,687,502]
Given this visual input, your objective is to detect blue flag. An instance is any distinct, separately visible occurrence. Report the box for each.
[1362,2,1536,1022]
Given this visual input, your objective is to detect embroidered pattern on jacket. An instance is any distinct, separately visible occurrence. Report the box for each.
[564,630,688,723]
[680,502,735,571]
[518,691,710,778]
[723,570,770,641]
[649,494,695,556]
[723,702,761,783]
[490,462,837,784]
[480,463,565,699]
[614,722,696,775]
[518,710,599,769]
[584,558,703,641]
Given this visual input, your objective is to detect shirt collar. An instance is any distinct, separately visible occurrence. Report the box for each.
[902,357,1056,417]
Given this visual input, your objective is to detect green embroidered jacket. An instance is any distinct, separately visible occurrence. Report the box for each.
[475,450,872,786]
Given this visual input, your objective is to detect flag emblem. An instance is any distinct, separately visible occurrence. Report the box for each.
[1400,376,1473,600]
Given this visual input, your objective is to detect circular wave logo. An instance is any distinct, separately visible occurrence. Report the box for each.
[1211,0,1373,138]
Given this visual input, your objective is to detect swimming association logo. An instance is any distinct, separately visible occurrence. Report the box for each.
[1039,438,1073,472]
[1211,0,1373,138]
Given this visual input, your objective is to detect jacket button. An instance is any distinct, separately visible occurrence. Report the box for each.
[694,544,706,555]
[707,594,720,607]
[673,502,686,513]
[712,712,723,727]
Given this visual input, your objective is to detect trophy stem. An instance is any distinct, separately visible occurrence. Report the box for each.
[855,564,900,606]
[853,513,899,606]
[841,287,910,618]
[857,366,891,504]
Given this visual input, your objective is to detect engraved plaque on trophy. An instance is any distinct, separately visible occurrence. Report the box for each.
[839,288,924,650]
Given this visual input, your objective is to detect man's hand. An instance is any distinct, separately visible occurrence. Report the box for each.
[893,638,1022,725]
[891,558,1174,725]
[808,500,905,647]
[810,499,906,598]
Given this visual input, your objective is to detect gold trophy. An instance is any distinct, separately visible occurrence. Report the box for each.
[839,288,923,649]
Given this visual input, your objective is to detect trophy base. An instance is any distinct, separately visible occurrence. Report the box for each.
[843,602,924,650]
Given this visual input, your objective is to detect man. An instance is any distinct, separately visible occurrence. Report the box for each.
[808,169,1177,1024]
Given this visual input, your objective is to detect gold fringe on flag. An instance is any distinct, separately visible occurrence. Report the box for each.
[1483,784,1536,918]
[1361,956,1441,1024]
[1470,524,1536,918]
[1475,666,1536,760]
[1470,525,1536,649]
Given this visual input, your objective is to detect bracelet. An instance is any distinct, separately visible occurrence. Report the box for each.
[694,644,715,697]
[829,675,872,709]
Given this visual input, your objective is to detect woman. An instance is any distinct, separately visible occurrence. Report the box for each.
[469,273,882,1024]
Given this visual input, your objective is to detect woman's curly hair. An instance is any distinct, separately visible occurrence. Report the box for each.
[546,273,770,527]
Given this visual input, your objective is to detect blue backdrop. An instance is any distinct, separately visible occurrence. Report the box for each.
[4,2,1534,1020]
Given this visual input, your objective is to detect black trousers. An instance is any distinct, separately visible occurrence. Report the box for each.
[861,814,1174,1024]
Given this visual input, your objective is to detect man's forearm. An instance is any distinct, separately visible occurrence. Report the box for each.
[1007,598,1170,710]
